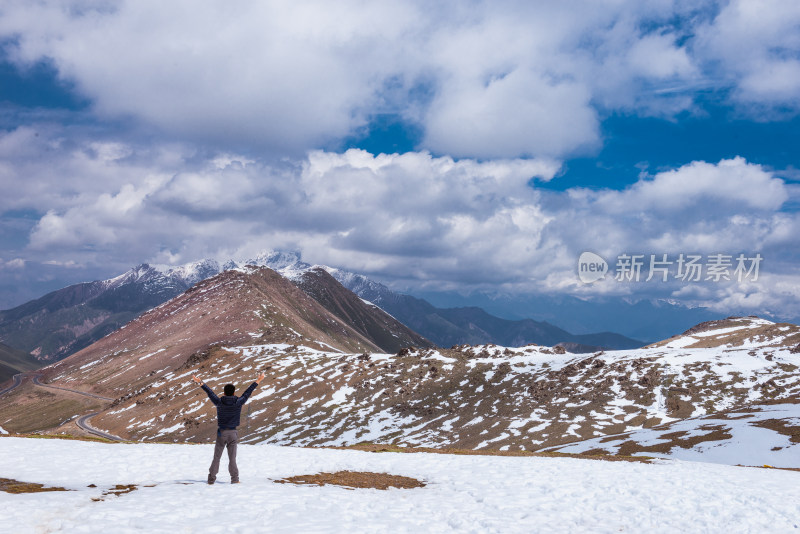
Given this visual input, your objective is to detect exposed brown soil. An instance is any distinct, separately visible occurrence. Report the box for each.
[615,425,733,456]
[275,470,425,490]
[71,336,800,448]
[92,484,138,501]
[0,477,69,494]
[6,309,799,455]
[42,267,385,395]
[685,323,800,348]
[751,418,800,443]
[294,268,433,352]
[3,267,420,436]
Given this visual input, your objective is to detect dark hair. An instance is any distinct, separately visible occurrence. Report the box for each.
[224,384,235,396]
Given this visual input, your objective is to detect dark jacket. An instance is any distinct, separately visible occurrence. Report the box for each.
[201,382,258,429]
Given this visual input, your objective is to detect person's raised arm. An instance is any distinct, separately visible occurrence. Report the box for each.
[193,375,220,405]
[238,372,266,406]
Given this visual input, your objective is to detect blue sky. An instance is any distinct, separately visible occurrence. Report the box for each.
[0,0,799,322]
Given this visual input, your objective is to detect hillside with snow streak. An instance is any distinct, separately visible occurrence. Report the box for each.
[65,317,798,464]
[3,314,798,469]
[543,401,800,467]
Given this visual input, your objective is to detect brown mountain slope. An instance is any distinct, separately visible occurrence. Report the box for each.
[4,304,798,465]
[14,317,789,456]
[40,266,383,398]
[292,268,433,353]
[76,316,799,449]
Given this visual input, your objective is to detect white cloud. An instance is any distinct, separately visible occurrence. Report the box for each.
[0,258,25,270]
[555,159,797,270]
[694,0,800,114]
[423,69,599,158]
[5,1,796,158]
[0,0,420,153]
[591,157,788,213]
[626,32,696,80]
[41,260,81,268]
[1,1,799,316]
[6,125,799,317]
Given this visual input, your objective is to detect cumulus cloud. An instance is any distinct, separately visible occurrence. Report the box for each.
[3,122,797,316]
[591,157,788,214]
[0,0,414,154]
[694,0,800,114]
[423,69,599,158]
[19,137,561,275]
[3,1,796,158]
[0,258,25,270]
[1,1,799,317]
[555,158,797,268]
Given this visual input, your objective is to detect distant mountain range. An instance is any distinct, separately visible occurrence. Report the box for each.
[322,266,643,349]
[0,250,647,362]
[415,290,726,345]
[0,262,209,361]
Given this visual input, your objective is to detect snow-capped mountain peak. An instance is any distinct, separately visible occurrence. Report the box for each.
[243,250,309,271]
[128,250,366,299]
[100,251,314,294]
[152,259,222,286]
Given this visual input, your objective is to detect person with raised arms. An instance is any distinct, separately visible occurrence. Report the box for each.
[192,372,266,484]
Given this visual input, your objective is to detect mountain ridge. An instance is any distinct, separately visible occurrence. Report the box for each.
[321,268,644,350]
[2,315,796,466]
[39,265,397,397]
[1,250,642,361]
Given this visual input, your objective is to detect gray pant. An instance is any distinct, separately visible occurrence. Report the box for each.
[208,429,238,483]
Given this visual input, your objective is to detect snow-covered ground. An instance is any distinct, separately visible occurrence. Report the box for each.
[1,437,799,533]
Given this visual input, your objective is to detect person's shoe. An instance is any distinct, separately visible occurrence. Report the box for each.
[232,480,240,484]
[207,481,214,485]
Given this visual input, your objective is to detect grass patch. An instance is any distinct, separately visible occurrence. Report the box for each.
[0,477,69,494]
[92,484,138,501]
[275,471,425,490]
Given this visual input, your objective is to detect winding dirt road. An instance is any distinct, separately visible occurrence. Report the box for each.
[31,374,114,401]
[0,372,26,397]
[76,412,123,441]
[1,372,122,441]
